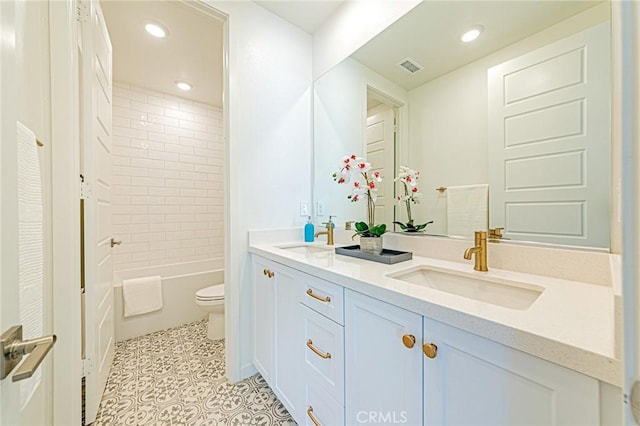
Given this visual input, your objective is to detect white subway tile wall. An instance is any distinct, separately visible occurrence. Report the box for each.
[111,82,224,271]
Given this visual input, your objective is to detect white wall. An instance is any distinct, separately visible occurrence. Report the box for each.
[313,0,421,79]
[206,0,313,381]
[314,57,408,226]
[110,82,224,271]
[408,3,611,237]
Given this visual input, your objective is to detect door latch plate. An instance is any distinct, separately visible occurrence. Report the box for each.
[1,326,23,380]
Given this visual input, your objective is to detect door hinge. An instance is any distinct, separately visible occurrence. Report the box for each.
[80,181,92,200]
[76,1,89,23]
[81,358,93,377]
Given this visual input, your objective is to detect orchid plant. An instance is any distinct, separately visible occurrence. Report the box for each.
[333,154,387,238]
[393,166,433,232]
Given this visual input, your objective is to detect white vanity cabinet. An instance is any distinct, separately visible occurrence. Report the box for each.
[253,257,276,381]
[252,254,603,426]
[423,317,600,426]
[300,274,346,425]
[252,257,304,420]
[345,289,423,426]
[344,288,599,426]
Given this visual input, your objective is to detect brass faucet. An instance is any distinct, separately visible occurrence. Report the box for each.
[315,216,335,245]
[463,231,488,272]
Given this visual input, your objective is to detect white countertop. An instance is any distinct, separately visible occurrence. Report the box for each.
[249,240,621,386]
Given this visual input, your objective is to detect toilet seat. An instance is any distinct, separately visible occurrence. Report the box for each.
[196,285,224,302]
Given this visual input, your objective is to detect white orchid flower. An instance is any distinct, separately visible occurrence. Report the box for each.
[396,166,419,187]
[355,160,371,174]
[333,170,351,184]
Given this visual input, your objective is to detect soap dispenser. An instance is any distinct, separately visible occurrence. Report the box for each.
[304,216,315,242]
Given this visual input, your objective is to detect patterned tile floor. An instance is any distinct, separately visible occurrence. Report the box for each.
[93,320,296,426]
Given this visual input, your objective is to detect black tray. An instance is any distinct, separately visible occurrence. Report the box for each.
[334,245,413,264]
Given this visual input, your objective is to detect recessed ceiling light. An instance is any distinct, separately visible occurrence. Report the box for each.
[175,81,192,91]
[145,22,167,38]
[461,25,484,43]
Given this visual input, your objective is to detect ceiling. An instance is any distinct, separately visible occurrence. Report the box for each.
[100,0,343,106]
[255,1,345,34]
[101,0,223,106]
[99,0,599,106]
[352,1,602,90]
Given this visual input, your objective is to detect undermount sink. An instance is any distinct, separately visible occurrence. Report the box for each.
[276,244,333,255]
[387,266,544,310]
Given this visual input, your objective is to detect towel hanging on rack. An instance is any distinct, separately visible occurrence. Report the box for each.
[446,184,489,238]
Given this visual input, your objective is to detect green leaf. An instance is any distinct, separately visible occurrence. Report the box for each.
[415,221,434,231]
[369,224,387,237]
[393,221,407,230]
[355,222,369,232]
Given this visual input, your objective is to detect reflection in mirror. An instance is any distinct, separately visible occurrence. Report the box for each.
[365,89,398,227]
[313,0,612,250]
[314,58,409,229]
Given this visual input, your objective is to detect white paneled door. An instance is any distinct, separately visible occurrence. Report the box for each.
[82,1,114,423]
[488,22,610,248]
[1,1,54,425]
[366,109,395,226]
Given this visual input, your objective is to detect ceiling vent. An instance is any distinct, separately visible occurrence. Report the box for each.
[397,58,424,75]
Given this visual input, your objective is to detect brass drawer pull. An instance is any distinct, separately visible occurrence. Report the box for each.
[306,339,331,359]
[306,288,331,303]
[262,269,274,278]
[423,342,438,359]
[307,405,321,426]
[402,334,416,349]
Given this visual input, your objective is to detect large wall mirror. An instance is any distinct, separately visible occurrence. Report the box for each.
[313,0,614,250]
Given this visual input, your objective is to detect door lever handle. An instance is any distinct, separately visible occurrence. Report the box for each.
[110,238,122,247]
[1,325,57,382]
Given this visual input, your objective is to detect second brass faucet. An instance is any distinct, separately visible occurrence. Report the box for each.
[464,231,488,272]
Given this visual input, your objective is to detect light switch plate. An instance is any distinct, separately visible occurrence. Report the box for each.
[316,201,325,216]
[300,201,309,216]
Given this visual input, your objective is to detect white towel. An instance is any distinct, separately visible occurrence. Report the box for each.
[447,184,489,238]
[17,122,44,407]
[122,276,163,317]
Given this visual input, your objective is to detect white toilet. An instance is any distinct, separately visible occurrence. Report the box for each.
[195,284,225,341]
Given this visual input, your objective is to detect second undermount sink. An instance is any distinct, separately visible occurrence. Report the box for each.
[276,243,333,255]
[387,266,544,310]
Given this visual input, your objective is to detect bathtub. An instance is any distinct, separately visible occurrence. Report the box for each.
[113,259,224,342]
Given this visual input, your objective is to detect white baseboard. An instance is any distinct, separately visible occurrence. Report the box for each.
[240,363,258,381]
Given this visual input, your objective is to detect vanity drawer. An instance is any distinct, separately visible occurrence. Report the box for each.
[304,383,345,426]
[300,276,344,325]
[301,304,344,403]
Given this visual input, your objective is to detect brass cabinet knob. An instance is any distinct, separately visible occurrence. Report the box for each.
[423,342,438,359]
[262,269,274,278]
[402,334,416,349]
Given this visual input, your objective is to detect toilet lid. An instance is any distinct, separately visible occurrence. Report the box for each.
[196,285,224,301]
